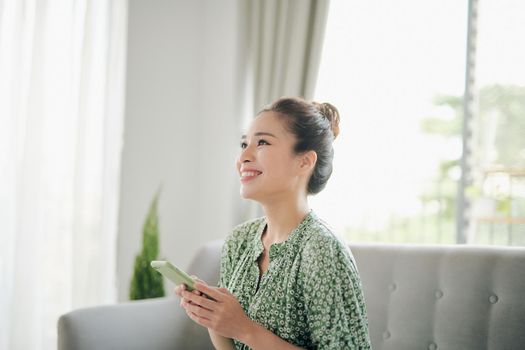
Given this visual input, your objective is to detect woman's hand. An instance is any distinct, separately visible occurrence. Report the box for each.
[176,278,302,349]
[175,277,237,350]
[180,281,253,341]
[174,275,204,308]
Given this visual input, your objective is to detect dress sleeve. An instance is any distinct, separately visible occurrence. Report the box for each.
[218,222,250,289]
[300,237,371,349]
[218,233,234,289]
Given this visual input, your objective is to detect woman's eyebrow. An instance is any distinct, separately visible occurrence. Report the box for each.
[241,132,278,139]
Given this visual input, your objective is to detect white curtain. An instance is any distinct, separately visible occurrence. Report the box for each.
[235,0,331,220]
[240,0,330,112]
[0,0,127,349]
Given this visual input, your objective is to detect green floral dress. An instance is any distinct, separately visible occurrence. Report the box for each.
[219,211,371,350]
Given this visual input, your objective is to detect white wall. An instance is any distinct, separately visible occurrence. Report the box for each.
[117,0,242,301]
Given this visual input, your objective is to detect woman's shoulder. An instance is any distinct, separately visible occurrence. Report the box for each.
[303,214,345,248]
[302,214,353,262]
[298,214,361,286]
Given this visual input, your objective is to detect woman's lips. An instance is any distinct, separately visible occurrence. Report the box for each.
[240,170,262,182]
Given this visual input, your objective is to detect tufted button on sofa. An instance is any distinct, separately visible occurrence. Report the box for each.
[58,241,525,350]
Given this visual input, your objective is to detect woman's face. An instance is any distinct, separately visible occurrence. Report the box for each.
[236,111,307,203]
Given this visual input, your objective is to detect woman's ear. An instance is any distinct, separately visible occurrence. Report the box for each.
[299,150,317,175]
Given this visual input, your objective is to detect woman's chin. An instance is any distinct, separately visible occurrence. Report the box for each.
[240,187,258,201]
[239,190,252,200]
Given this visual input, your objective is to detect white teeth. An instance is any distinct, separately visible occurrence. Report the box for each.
[241,171,261,177]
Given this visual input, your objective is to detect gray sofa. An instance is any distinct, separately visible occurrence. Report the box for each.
[58,241,525,350]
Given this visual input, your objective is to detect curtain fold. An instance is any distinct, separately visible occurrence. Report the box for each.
[0,1,127,349]
[242,0,330,109]
[235,0,331,221]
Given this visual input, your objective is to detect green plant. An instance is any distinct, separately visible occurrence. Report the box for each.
[129,190,165,300]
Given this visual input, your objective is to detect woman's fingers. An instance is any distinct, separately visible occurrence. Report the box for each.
[175,283,202,299]
[177,284,197,307]
[185,300,213,320]
[194,282,225,301]
[182,290,216,311]
[187,276,207,296]
[180,297,196,308]
[186,307,214,329]
[190,275,206,284]
[174,283,185,297]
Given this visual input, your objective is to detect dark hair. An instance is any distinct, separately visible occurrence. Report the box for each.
[259,97,340,195]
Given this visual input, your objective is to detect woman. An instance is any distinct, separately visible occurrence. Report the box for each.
[175,97,371,349]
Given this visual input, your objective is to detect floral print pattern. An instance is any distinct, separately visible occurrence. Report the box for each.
[219,211,371,349]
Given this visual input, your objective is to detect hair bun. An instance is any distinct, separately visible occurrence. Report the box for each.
[315,102,340,139]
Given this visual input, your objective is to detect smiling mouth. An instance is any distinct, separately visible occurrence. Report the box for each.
[240,171,262,181]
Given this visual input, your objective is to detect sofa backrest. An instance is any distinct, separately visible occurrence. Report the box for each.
[348,243,525,350]
[188,241,525,350]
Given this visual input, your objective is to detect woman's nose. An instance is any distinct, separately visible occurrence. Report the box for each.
[239,144,254,163]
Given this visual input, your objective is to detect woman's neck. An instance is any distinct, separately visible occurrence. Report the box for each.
[261,197,310,245]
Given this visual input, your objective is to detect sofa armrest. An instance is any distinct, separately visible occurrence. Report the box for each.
[58,296,214,350]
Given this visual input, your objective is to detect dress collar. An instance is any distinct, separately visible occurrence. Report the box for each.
[251,210,316,261]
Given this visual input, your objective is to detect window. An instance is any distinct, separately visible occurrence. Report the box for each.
[468,0,525,244]
[312,0,525,245]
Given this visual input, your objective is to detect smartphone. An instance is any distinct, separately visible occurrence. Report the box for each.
[150,260,195,292]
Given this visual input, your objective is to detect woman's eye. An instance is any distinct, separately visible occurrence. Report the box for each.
[240,139,270,149]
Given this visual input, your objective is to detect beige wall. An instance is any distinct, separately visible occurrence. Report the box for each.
[118,0,243,301]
